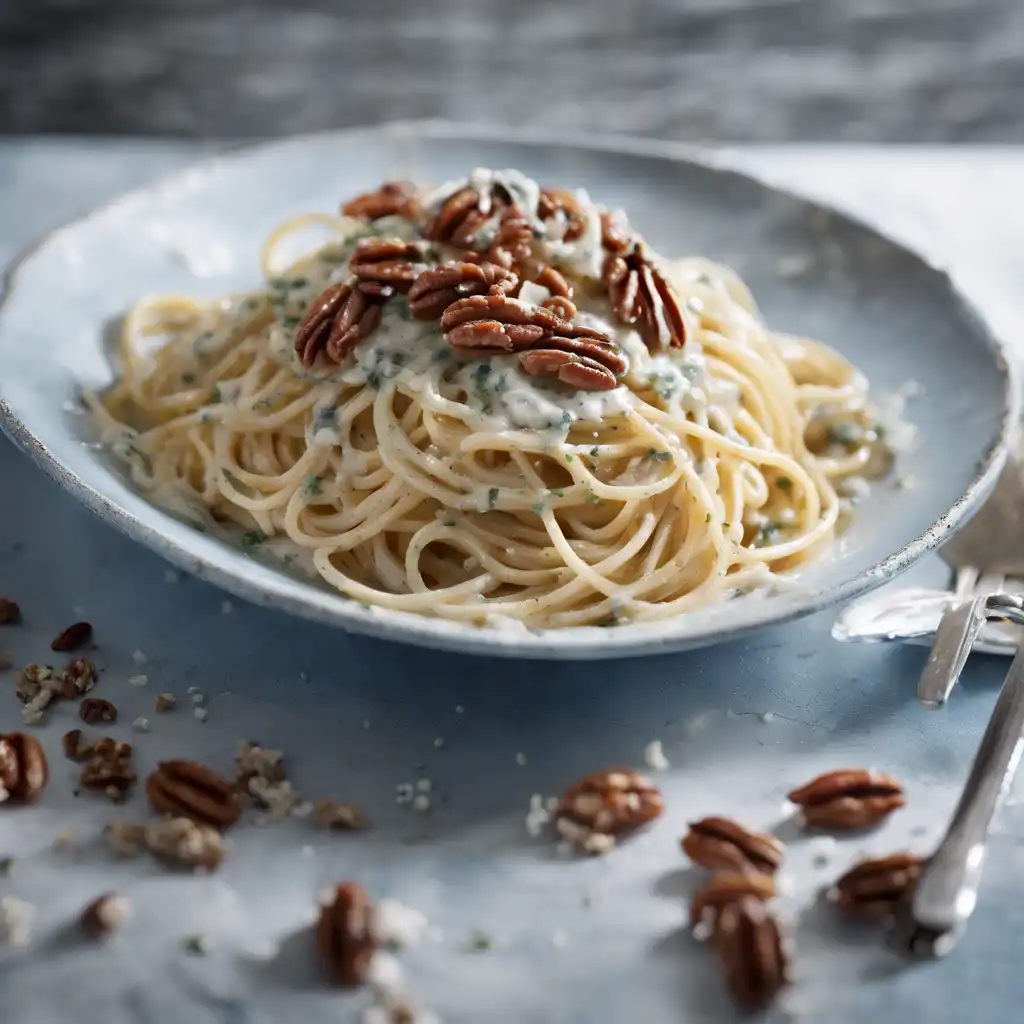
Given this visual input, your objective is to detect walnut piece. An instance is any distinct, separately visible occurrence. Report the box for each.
[146,759,242,829]
[60,657,96,698]
[681,817,785,875]
[80,698,117,725]
[104,821,147,858]
[314,798,365,830]
[293,281,391,368]
[0,731,49,803]
[788,769,905,829]
[316,882,377,986]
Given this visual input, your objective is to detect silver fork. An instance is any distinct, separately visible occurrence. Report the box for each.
[890,593,1024,957]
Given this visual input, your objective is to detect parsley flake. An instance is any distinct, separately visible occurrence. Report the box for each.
[488,487,500,509]
[242,530,265,549]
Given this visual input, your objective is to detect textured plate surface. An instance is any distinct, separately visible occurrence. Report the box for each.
[0,124,1017,658]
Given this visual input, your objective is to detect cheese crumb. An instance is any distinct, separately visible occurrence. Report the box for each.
[643,739,670,772]
[132,716,150,732]
[128,674,148,688]
[0,896,36,947]
[132,650,147,665]
[194,707,208,722]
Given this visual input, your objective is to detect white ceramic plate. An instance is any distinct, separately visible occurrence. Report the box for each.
[0,124,1017,659]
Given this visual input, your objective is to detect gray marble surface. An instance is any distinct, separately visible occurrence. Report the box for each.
[2,139,1024,1022]
[1,1,1024,140]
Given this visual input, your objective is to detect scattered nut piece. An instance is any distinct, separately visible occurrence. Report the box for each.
[714,896,789,1009]
[554,767,663,854]
[145,817,227,871]
[314,798,365,831]
[828,853,923,920]
[690,872,777,932]
[80,698,118,725]
[132,717,150,733]
[194,708,208,722]
[788,769,905,829]
[0,731,49,803]
[182,932,211,956]
[146,760,241,829]
[62,729,91,760]
[52,826,78,850]
[316,882,377,985]
[16,663,53,702]
[81,893,130,938]
[60,657,96,698]
[0,599,22,625]
[0,857,14,875]
[103,821,147,858]
[681,817,784,875]
[0,895,36,947]
[51,621,93,652]
[80,739,136,802]
[128,674,148,688]
[155,693,177,713]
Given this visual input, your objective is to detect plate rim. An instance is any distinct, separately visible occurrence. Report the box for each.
[0,120,1019,659]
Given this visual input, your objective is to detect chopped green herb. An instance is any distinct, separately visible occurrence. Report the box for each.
[873,423,888,442]
[589,446,600,457]
[392,296,413,321]
[560,411,573,430]
[180,372,196,386]
[532,501,546,515]
[312,405,337,433]
[776,476,792,492]
[705,513,711,523]
[303,473,322,497]
[756,522,782,546]
[565,453,574,463]
[550,489,564,498]
[290,276,308,288]
[826,422,863,447]
[282,315,301,329]
[494,372,508,394]
[443,519,456,527]
[211,385,223,404]
[360,602,372,611]
[242,530,265,549]
[268,277,288,291]
[646,449,672,462]
[467,930,493,953]
[585,491,605,506]
[488,487,500,509]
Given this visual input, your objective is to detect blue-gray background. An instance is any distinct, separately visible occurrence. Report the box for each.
[1,0,1022,140]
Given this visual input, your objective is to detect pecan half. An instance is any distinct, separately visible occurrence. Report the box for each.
[60,657,96,698]
[0,731,49,803]
[788,769,905,829]
[441,292,564,353]
[314,798,365,830]
[714,897,789,1010]
[423,186,506,246]
[603,242,686,350]
[829,852,923,920]
[485,209,535,271]
[316,882,377,986]
[520,349,618,391]
[146,760,241,829]
[538,188,586,242]
[690,872,776,930]
[51,620,92,652]
[348,237,428,291]
[555,767,663,854]
[408,260,518,319]
[0,598,21,625]
[341,181,419,221]
[62,728,91,760]
[293,281,391,368]
[80,698,117,725]
[530,264,577,320]
[681,817,784,875]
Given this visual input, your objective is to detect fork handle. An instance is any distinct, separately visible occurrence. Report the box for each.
[898,609,1024,948]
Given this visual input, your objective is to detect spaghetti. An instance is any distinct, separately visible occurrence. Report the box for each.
[88,169,893,628]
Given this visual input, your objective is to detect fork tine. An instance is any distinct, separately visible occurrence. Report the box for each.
[916,596,988,709]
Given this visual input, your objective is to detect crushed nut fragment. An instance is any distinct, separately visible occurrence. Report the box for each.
[62,729,91,760]
[51,620,93,652]
[81,893,130,938]
[155,693,177,713]
[314,798,365,830]
[59,657,96,698]
[103,821,147,858]
[145,816,227,871]
[80,698,117,725]
[0,895,36,947]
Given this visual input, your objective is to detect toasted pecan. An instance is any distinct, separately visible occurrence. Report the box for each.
[788,769,905,829]
[408,260,518,319]
[341,181,419,221]
[681,817,784,875]
[293,281,391,368]
[829,853,923,919]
